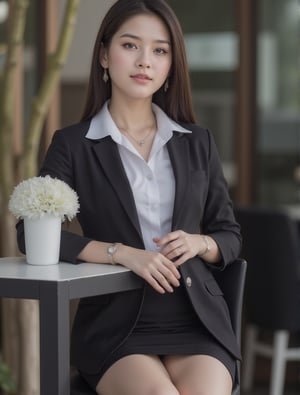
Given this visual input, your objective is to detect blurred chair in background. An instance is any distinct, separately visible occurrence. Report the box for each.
[235,206,300,395]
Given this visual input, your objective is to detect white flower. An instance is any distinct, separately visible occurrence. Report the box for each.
[8,175,80,222]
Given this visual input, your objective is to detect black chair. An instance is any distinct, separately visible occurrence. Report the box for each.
[214,258,247,395]
[71,258,247,395]
[235,206,300,395]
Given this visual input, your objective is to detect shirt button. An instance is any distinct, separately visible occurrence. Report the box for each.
[186,277,192,287]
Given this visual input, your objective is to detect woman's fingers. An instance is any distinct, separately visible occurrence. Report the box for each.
[144,273,167,294]
[122,247,181,294]
[155,231,202,263]
[160,240,186,259]
[140,259,180,293]
[155,231,185,256]
[162,259,181,281]
[150,271,174,293]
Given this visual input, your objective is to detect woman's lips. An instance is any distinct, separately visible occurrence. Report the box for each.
[131,74,152,83]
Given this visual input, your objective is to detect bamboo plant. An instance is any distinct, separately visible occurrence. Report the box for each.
[0,1,80,394]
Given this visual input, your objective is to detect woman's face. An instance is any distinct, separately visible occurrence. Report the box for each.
[100,13,172,102]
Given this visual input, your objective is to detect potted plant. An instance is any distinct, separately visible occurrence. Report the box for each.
[9,175,79,265]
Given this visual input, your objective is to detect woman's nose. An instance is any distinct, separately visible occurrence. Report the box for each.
[136,50,151,68]
[137,62,150,69]
[138,63,150,69]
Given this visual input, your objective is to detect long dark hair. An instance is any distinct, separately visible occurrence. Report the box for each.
[80,0,196,124]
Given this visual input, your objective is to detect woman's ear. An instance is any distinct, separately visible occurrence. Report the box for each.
[99,43,108,68]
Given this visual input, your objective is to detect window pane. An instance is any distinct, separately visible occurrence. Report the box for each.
[169,0,237,189]
[257,0,300,205]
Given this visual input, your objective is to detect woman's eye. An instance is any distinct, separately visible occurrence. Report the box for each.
[123,43,137,50]
[154,48,168,55]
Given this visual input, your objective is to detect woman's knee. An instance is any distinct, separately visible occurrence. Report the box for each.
[164,355,232,395]
[96,354,181,395]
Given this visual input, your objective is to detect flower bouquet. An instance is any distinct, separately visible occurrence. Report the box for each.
[9,175,79,265]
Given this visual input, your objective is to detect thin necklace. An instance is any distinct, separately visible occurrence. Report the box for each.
[120,124,156,147]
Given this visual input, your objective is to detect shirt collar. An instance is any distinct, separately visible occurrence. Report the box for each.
[85,101,192,143]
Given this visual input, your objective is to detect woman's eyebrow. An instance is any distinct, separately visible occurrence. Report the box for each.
[119,33,170,45]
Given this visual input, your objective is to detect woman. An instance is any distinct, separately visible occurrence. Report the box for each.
[17,0,242,394]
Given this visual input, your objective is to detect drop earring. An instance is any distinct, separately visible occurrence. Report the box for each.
[164,78,169,92]
[103,68,109,83]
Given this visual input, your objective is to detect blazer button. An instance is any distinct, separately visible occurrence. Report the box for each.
[186,276,192,287]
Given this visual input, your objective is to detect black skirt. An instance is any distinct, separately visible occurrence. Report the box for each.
[79,280,237,390]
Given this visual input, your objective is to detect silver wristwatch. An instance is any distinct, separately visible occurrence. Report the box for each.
[107,243,119,265]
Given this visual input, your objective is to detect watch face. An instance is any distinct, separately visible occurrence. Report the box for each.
[108,245,116,255]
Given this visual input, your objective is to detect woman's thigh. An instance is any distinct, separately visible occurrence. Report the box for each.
[163,354,233,395]
[96,354,180,395]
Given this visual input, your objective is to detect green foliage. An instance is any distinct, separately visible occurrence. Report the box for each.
[0,355,16,394]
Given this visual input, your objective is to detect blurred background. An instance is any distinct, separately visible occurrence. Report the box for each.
[1,0,300,206]
[0,0,300,394]
[1,0,299,206]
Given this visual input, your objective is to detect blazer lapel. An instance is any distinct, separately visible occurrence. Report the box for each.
[92,137,143,241]
[90,132,190,239]
[167,132,190,230]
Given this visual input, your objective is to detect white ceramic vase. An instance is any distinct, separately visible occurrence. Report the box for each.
[24,215,61,265]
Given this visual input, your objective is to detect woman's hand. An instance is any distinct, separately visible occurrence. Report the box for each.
[116,246,181,294]
[154,230,205,266]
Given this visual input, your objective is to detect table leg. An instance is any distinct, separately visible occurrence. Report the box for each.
[39,282,70,395]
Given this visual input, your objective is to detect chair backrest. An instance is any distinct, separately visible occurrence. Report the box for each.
[214,258,247,346]
[235,206,300,331]
[214,258,247,395]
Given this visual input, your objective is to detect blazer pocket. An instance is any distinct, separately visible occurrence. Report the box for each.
[204,279,224,296]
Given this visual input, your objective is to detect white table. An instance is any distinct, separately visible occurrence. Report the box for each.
[0,257,142,395]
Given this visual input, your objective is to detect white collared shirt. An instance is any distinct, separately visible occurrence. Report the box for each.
[86,101,191,251]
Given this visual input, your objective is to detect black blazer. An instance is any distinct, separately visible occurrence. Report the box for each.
[17,119,242,375]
